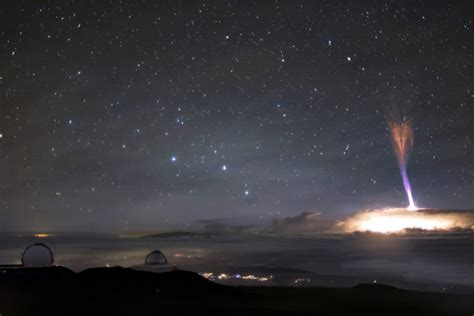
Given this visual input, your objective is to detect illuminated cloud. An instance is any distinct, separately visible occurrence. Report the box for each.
[265,212,333,235]
[338,208,474,234]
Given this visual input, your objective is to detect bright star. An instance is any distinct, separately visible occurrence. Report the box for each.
[222,165,227,171]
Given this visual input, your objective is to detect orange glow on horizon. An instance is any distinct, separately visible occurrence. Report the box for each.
[34,233,52,238]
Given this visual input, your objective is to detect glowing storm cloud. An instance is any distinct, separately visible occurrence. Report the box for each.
[389,120,416,210]
[336,119,474,234]
[338,208,474,234]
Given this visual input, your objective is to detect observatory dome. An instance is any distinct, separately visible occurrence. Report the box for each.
[145,250,168,265]
[22,243,54,267]
[132,250,173,273]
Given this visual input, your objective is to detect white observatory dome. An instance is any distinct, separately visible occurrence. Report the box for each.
[22,243,54,267]
[145,250,168,265]
[132,250,173,273]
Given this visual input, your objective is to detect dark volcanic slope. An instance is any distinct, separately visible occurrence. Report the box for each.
[0,267,472,315]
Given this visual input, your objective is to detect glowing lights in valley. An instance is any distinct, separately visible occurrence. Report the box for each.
[388,120,416,210]
[294,278,311,284]
[218,273,230,280]
[201,272,315,284]
[200,272,272,282]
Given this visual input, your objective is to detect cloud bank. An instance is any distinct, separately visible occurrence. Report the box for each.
[264,212,334,235]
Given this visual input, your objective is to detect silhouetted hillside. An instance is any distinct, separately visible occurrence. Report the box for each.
[0,267,472,315]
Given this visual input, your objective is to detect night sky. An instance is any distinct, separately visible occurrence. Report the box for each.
[0,1,472,232]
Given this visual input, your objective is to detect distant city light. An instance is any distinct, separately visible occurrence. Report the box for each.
[200,272,272,283]
[33,233,52,238]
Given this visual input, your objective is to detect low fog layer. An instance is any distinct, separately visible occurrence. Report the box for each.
[1,229,473,293]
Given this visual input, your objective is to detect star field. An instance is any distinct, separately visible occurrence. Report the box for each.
[0,1,472,232]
